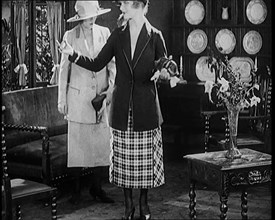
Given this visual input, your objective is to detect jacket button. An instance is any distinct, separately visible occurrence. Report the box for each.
[92,86,96,90]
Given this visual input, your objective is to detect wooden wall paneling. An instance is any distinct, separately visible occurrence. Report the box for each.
[262,0,271,25]
[190,56,198,82]
[171,28,183,56]
[209,27,216,53]
[172,0,184,25]
[231,0,238,24]
[232,27,239,55]
[235,27,242,55]
[237,0,246,25]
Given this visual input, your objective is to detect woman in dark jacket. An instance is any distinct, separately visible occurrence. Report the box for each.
[59,1,172,219]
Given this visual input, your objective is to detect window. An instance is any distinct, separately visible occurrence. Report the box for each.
[1,0,65,92]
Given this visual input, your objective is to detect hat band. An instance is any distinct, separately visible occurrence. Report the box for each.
[76,9,100,20]
[75,14,80,20]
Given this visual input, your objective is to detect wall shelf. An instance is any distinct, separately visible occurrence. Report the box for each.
[170,0,272,82]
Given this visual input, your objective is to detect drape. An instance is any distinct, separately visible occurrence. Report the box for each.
[14,1,27,87]
[46,1,62,85]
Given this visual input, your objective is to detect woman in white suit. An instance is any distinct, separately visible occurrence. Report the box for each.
[58,1,116,204]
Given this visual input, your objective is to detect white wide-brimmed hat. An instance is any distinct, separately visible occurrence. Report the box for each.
[67,1,111,23]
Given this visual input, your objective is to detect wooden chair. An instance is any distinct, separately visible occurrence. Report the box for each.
[2,106,58,220]
[201,65,272,153]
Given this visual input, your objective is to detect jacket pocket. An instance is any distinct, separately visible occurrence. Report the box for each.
[67,86,97,123]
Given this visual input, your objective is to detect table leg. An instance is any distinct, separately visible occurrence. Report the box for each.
[189,180,196,219]
[219,174,229,220]
[219,191,228,220]
[241,188,248,220]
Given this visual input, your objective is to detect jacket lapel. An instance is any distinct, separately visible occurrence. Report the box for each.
[119,20,153,73]
[132,20,152,69]
[119,25,133,74]
[92,25,99,57]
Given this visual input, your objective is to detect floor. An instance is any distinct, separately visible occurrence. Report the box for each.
[11,132,272,220]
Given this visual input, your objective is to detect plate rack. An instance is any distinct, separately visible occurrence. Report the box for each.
[170,0,271,82]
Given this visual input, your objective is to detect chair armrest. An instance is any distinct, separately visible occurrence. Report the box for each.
[221,114,270,125]
[200,110,227,118]
[200,110,227,152]
[3,122,51,185]
[3,123,48,133]
[238,115,270,120]
[3,123,49,152]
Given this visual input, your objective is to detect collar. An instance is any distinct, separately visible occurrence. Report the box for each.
[120,17,152,36]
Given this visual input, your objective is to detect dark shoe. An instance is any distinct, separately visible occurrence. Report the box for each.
[68,192,81,205]
[140,213,151,220]
[122,206,135,220]
[89,187,114,203]
[140,205,151,220]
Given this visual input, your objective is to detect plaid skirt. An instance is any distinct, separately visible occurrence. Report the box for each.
[109,109,165,188]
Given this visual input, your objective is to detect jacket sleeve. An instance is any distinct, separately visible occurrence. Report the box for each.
[58,31,71,105]
[69,30,116,72]
[105,28,116,89]
[155,31,168,61]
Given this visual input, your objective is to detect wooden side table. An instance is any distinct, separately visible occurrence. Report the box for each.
[183,148,271,220]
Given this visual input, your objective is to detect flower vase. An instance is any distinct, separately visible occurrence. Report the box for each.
[225,104,242,159]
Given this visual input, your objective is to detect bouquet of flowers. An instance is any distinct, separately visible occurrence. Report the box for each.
[204,51,260,110]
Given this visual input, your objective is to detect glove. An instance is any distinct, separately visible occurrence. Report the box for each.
[58,102,68,115]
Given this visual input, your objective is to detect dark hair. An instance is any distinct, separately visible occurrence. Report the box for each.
[137,0,149,5]
[133,0,149,14]
[114,0,149,6]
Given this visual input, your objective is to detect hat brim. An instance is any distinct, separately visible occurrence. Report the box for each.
[67,8,111,23]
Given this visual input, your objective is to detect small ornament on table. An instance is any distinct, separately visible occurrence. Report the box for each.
[254,56,258,72]
[178,55,187,84]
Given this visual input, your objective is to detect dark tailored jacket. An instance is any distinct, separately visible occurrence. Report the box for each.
[69,19,167,131]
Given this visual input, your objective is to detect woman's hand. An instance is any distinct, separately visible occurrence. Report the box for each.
[150,68,170,82]
[57,39,74,56]
[100,87,112,106]
[58,102,68,115]
[159,68,170,80]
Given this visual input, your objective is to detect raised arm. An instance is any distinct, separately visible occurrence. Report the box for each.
[60,31,116,72]
[103,28,116,84]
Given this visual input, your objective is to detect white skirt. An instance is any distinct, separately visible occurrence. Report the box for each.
[67,120,111,167]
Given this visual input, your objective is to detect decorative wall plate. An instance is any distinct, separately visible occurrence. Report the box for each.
[195,56,216,82]
[229,57,254,82]
[246,0,267,24]
[243,30,262,54]
[185,0,205,25]
[215,29,236,54]
[187,29,208,54]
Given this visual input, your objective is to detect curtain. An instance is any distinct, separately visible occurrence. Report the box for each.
[14,1,27,87]
[46,1,62,85]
